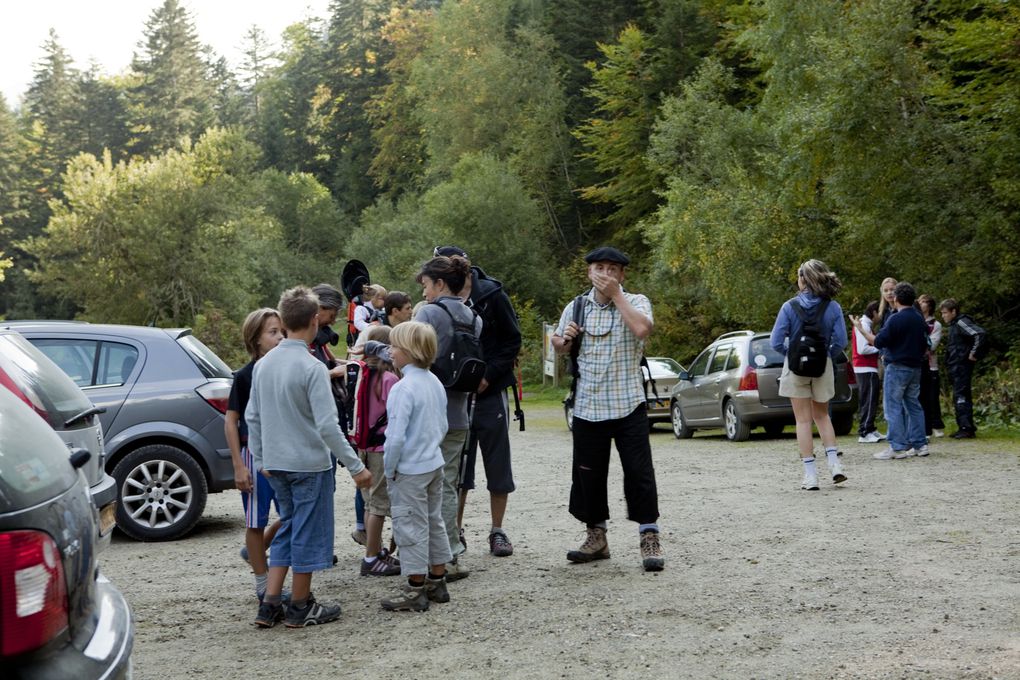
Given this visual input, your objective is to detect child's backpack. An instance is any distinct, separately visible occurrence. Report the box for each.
[348,363,388,449]
[787,299,831,378]
[429,300,486,392]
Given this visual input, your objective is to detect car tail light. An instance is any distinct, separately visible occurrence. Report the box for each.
[196,380,231,414]
[845,362,857,385]
[738,367,758,391]
[0,530,69,657]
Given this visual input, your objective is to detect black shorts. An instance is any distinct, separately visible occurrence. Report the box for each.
[459,388,515,494]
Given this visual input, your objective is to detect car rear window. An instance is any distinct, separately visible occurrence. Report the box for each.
[177,334,233,379]
[0,333,95,430]
[750,338,786,368]
[0,390,77,510]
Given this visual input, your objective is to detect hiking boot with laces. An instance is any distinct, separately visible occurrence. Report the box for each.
[566,526,610,563]
[489,530,514,557]
[361,555,401,577]
[640,530,665,572]
[284,594,342,628]
[424,576,450,603]
[381,583,429,612]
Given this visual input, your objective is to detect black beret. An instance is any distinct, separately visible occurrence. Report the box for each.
[584,246,630,266]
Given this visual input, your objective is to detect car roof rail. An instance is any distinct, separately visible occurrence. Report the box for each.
[714,330,755,342]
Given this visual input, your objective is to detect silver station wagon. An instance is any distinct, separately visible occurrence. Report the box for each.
[670,331,858,441]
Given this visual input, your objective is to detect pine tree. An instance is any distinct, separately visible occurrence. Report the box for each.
[130,0,215,154]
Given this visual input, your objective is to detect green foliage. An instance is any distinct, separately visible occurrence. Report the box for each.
[25,128,339,328]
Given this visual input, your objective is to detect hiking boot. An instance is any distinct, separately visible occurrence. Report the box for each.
[361,556,401,577]
[951,430,976,439]
[489,530,514,557]
[639,530,665,572]
[254,601,284,628]
[284,595,342,627]
[830,460,847,484]
[444,557,470,582]
[381,583,429,612]
[351,529,367,546]
[566,526,610,563]
[801,472,819,491]
[424,576,450,603]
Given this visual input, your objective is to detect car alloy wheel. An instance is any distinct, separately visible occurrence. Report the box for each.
[723,400,751,441]
[112,444,207,541]
[671,401,693,439]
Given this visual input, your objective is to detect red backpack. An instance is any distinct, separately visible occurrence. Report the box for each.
[346,362,388,449]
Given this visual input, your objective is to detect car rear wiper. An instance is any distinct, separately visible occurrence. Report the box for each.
[64,405,107,428]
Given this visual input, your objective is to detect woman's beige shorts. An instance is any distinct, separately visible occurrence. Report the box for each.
[778,357,835,403]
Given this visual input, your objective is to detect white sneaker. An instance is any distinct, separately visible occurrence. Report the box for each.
[874,431,887,441]
[857,432,881,444]
[893,448,915,459]
[830,460,847,484]
[801,472,819,491]
[873,448,896,460]
[932,429,945,438]
[915,444,930,457]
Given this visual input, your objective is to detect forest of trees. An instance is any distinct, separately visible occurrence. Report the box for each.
[1,0,1017,425]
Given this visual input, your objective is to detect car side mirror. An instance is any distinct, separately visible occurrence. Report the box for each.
[69,446,91,470]
[678,370,691,381]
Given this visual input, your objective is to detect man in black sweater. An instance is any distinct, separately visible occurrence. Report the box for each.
[855,282,930,459]
[434,246,522,558]
[939,299,986,438]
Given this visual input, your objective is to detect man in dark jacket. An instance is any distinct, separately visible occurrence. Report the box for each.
[861,282,930,459]
[939,298,986,438]
[434,246,522,558]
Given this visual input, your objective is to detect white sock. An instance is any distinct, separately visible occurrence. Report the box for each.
[254,572,268,596]
[364,555,377,564]
[825,447,839,466]
[491,526,502,534]
[802,457,817,476]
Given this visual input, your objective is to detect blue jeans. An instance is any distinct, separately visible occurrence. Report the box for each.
[266,470,335,573]
[883,364,927,451]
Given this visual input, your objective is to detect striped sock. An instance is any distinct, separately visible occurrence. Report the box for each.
[825,447,839,466]
[802,457,817,476]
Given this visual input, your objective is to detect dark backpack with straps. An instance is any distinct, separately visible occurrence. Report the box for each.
[429,300,486,392]
[788,299,831,378]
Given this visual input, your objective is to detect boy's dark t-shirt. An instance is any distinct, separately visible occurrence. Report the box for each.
[227,359,256,441]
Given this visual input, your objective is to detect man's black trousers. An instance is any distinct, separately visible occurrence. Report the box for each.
[948,361,976,433]
[569,404,659,526]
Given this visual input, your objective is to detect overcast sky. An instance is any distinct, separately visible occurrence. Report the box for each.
[1,0,332,106]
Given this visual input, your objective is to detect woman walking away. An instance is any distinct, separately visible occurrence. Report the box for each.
[770,260,849,491]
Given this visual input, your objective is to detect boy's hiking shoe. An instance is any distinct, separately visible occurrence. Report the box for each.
[424,576,450,603]
[444,557,470,582]
[284,595,342,627]
[361,556,401,577]
[566,526,610,563]
[640,530,665,572]
[254,601,284,628]
[489,530,514,557]
[381,584,429,612]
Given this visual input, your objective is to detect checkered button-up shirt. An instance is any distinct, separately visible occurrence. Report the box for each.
[556,288,652,422]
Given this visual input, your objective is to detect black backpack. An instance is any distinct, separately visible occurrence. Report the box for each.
[430,300,486,392]
[787,299,831,378]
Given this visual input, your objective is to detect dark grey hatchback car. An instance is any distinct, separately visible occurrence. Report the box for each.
[7,321,235,542]
[0,388,133,678]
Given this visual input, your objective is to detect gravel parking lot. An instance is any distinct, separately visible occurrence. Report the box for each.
[102,405,1020,679]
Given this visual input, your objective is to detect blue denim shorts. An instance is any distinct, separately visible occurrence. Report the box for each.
[265,469,334,573]
[240,446,279,529]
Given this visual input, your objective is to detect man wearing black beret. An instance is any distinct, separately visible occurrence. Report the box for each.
[551,247,664,571]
